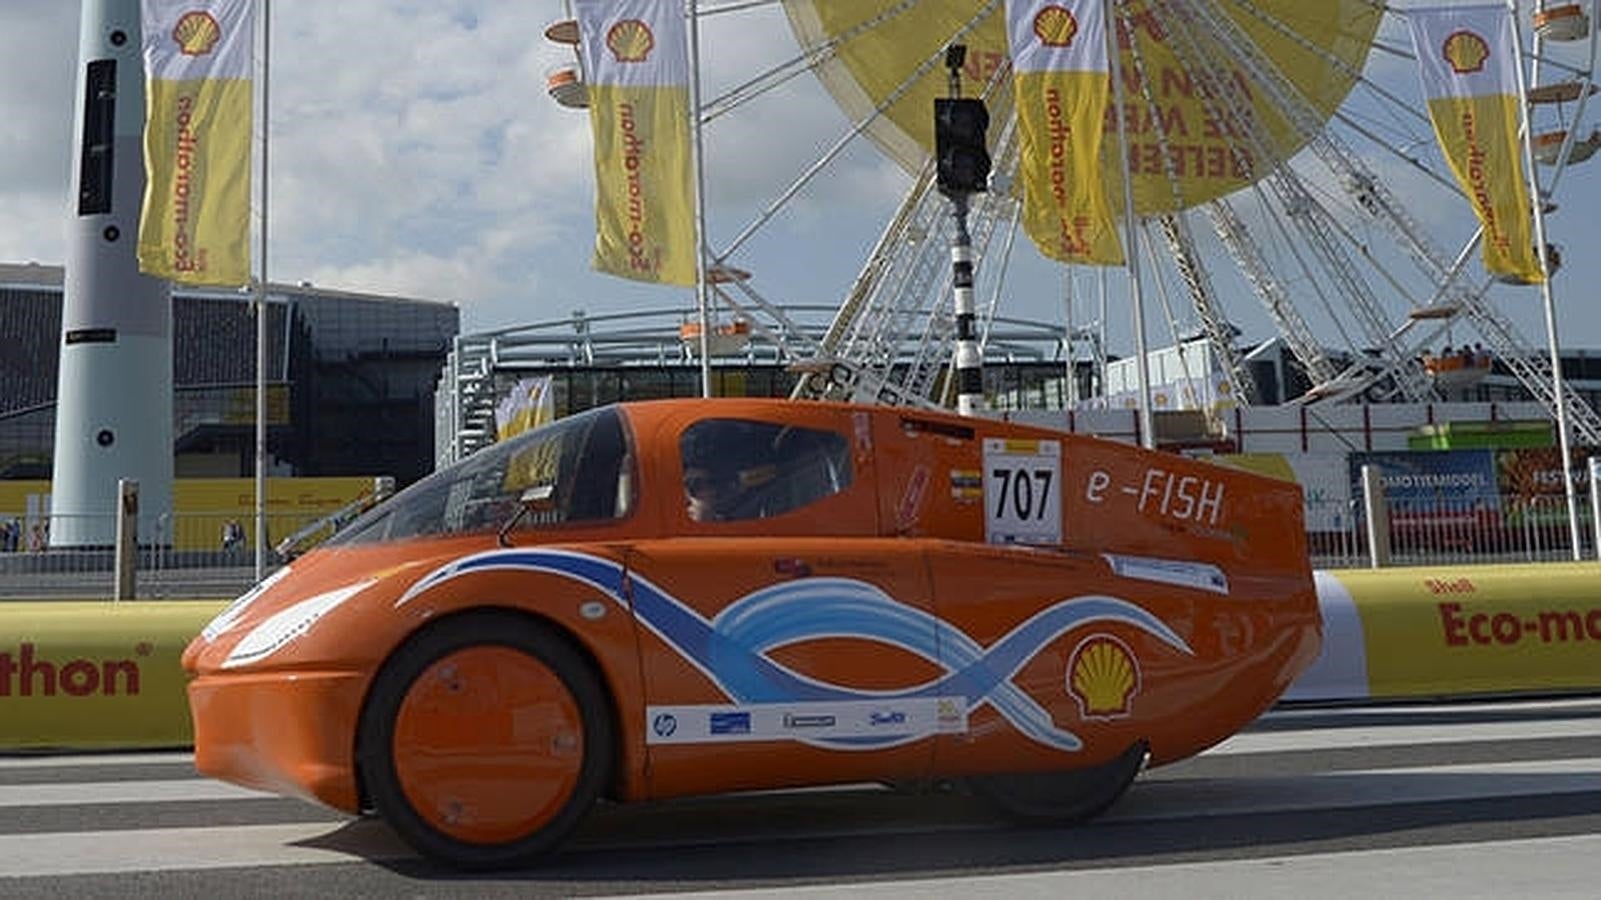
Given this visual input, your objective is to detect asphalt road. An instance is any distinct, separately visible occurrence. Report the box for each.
[0,697,1597,898]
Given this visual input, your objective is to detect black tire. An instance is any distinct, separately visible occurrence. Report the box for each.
[966,740,1148,824]
[356,611,612,869]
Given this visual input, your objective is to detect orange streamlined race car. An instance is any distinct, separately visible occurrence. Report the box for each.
[183,398,1320,868]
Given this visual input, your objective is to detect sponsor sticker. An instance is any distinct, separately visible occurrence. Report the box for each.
[709,711,750,735]
[646,697,969,746]
[950,468,984,502]
[896,465,931,529]
[1102,553,1230,596]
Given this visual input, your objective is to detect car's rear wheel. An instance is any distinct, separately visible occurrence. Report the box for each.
[966,740,1148,824]
[357,611,612,868]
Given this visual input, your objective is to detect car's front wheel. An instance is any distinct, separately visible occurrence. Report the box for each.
[357,611,612,869]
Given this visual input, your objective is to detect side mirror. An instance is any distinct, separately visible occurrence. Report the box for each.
[520,483,556,511]
[498,484,556,547]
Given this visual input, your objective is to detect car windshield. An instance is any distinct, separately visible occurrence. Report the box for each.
[328,406,633,546]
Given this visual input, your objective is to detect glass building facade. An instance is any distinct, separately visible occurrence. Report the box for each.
[1,264,458,486]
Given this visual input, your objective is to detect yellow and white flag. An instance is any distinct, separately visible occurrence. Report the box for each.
[495,375,556,441]
[138,0,253,286]
[1004,0,1123,265]
[1409,5,1542,283]
[576,0,696,286]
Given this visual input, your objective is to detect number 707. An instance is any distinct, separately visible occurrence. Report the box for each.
[992,468,1053,521]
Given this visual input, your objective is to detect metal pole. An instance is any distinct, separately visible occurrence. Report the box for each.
[114,479,138,602]
[254,0,271,581]
[951,194,985,416]
[687,0,713,397]
[1589,455,1601,561]
[1104,0,1154,448]
[1361,464,1391,568]
[1508,0,1582,559]
[1097,267,1108,406]
[1064,271,1078,407]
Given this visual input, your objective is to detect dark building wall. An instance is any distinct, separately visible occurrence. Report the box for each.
[0,287,61,416]
[0,281,457,486]
[290,294,457,485]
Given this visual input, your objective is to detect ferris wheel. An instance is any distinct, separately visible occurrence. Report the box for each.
[544,0,1601,443]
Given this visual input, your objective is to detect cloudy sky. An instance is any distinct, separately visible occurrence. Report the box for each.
[2,0,1599,361]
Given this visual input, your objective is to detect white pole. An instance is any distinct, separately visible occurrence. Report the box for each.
[1589,455,1601,560]
[254,0,271,580]
[1064,270,1077,407]
[1105,0,1154,448]
[1097,266,1108,406]
[687,0,713,397]
[1508,0,1582,559]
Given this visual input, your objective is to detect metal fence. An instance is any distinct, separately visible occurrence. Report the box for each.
[3,486,1598,601]
[1307,493,1599,569]
[0,511,314,600]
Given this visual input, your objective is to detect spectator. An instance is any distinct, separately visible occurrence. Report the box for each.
[222,519,246,553]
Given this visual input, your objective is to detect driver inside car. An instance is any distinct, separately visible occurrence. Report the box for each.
[684,465,739,522]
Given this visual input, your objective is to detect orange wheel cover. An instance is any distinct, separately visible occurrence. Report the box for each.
[392,646,586,845]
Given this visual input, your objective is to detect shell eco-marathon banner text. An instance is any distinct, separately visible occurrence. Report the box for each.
[138,0,254,287]
[576,0,696,286]
[1004,0,1122,265]
[1408,4,1542,283]
[1286,564,1601,703]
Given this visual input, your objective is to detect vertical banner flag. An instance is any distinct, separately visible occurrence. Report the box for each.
[575,0,697,286]
[1004,1,1123,265]
[1408,5,1542,283]
[138,0,254,286]
[496,376,557,442]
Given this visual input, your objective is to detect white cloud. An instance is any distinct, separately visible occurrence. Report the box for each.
[1,0,1597,357]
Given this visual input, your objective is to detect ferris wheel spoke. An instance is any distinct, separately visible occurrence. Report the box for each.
[701,0,924,123]
[714,0,1000,266]
[1205,196,1337,385]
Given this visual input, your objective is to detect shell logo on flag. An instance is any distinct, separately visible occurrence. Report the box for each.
[606,19,655,63]
[1032,4,1079,48]
[173,10,223,56]
[1442,30,1491,75]
[1069,634,1140,718]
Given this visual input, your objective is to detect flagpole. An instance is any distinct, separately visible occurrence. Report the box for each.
[1104,0,1154,448]
[254,0,271,579]
[1508,0,1581,559]
[687,0,713,397]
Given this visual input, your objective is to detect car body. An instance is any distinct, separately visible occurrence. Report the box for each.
[183,398,1320,867]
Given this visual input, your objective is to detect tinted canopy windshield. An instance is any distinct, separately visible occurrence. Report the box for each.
[329,406,633,546]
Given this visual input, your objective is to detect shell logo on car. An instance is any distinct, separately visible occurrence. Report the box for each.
[183,398,1321,868]
[1069,634,1139,719]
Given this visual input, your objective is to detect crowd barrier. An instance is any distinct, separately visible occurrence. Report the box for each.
[0,601,225,751]
[1285,562,1601,702]
[4,561,1599,751]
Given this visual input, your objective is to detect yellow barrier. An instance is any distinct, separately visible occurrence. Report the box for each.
[6,564,1599,750]
[1298,563,1601,701]
[0,601,225,751]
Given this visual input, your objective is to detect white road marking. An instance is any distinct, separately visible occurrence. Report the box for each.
[613,833,1601,899]
[1207,713,1601,756]
[0,751,193,770]
[0,778,272,808]
[0,822,407,879]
